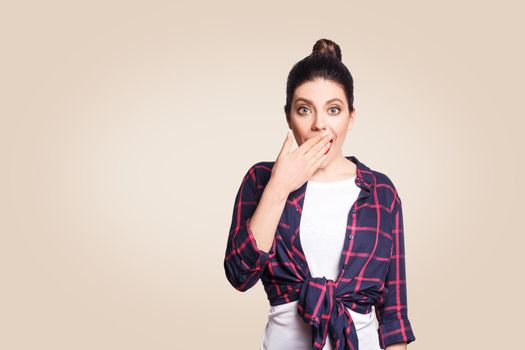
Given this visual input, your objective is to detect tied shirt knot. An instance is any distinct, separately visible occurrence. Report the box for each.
[297,276,360,350]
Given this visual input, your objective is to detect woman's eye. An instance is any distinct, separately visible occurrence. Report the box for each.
[298,106,310,114]
[329,107,341,114]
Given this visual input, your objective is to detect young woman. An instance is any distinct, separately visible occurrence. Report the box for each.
[224,38,416,350]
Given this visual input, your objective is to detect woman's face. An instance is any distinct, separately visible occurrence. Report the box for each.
[287,78,355,166]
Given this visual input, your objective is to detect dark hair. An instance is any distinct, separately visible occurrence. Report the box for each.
[284,38,355,122]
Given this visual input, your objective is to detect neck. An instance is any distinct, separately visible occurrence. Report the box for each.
[309,153,357,182]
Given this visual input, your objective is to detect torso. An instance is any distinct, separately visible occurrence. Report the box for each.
[259,174,380,350]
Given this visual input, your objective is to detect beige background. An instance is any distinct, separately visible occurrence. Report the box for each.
[1,1,523,349]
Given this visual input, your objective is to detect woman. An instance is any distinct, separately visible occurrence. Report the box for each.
[224,38,416,350]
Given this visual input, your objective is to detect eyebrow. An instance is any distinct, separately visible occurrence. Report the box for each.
[294,97,344,105]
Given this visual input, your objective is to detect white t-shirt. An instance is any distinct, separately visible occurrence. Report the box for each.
[259,175,381,350]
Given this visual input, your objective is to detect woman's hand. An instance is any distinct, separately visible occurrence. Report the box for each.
[269,129,333,195]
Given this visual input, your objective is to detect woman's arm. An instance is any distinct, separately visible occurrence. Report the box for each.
[223,131,330,291]
[375,194,416,348]
[249,177,289,253]
[223,163,292,291]
[223,164,276,292]
[251,130,332,252]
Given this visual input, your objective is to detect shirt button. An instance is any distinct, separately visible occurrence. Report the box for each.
[348,234,354,239]
[351,208,356,213]
[240,274,247,281]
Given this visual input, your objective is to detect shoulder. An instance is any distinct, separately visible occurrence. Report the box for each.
[369,166,401,212]
[250,160,275,174]
[243,160,275,188]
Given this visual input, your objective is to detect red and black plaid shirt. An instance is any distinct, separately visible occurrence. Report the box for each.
[224,155,416,349]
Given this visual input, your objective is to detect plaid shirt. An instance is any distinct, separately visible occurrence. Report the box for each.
[224,155,416,349]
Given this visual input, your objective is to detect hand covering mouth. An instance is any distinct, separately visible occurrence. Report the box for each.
[324,139,333,154]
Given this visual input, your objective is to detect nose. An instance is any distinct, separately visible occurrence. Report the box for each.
[312,112,327,132]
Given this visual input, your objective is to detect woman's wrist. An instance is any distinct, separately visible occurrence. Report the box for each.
[266,178,291,202]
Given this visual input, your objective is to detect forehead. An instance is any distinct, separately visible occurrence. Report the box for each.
[293,78,346,103]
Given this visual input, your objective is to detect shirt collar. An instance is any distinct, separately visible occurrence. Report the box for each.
[347,155,375,191]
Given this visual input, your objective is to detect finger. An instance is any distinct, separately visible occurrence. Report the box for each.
[297,131,326,155]
[311,154,328,172]
[304,132,333,158]
[277,130,293,159]
[309,138,332,162]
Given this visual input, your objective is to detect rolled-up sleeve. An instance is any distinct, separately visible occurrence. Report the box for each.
[375,195,416,348]
[223,164,270,292]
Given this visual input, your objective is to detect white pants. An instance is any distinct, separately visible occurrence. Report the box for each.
[260,301,381,350]
[345,306,382,350]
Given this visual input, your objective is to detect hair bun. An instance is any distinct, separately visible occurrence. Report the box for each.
[312,38,342,61]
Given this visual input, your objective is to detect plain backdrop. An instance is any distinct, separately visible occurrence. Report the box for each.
[1,1,523,349]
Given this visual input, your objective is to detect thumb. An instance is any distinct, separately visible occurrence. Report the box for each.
[277,130,293,159]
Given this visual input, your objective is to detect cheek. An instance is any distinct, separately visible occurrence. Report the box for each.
[292,129,309,144]
[334,129,347,144]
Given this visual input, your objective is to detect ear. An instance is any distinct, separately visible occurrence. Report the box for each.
[347,107,356,132]
[285,112,291,128]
